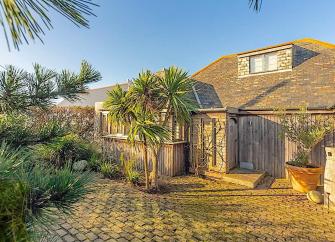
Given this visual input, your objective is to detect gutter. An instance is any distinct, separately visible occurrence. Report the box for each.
[196,107,239,113]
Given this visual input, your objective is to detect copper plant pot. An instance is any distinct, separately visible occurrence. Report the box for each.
[286,164,323,193]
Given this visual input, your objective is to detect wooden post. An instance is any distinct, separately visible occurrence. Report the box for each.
[200,118,204,166]
[212,118,217,166]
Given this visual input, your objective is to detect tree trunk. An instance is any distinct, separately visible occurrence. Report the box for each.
[151,105,172,190]
[150,150,159,190]
[143,138,150,190]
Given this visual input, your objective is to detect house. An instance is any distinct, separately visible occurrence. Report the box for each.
[58,83,129,107]
[96,38,335,182]
[190,38,335,180]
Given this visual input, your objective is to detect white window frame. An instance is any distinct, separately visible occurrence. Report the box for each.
[250,52,278,74]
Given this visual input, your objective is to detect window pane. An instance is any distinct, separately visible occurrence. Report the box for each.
[266,53,278,71]
[250,55,264,73]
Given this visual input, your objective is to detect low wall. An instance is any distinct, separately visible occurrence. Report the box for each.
[102,136,187,176]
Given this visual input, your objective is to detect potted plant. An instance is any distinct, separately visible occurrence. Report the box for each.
[278,107,334,193]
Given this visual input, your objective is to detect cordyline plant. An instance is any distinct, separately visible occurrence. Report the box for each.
[103,73,169,190]
[104,67,196,191]
[278,107,334,167]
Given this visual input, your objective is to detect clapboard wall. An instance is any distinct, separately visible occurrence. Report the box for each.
[237,110,335,180]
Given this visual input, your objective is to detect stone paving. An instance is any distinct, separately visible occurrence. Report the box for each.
[50,176,335,242]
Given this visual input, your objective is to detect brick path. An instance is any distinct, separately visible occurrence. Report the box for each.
[50,176,335,242]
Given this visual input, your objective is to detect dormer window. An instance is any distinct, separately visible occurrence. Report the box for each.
[250,52,278,74]
[238,45,292,77]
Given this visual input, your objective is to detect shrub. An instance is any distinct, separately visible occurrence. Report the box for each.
[0,142,94,241]
[0,180,29,241]
[37,120,66,142]
[33,107,95,141]
[100,162,120,179]
[33,133,97,167]
[0,114,67,147]
[127,170,141,185]
[278,107,334,167]
[120,153,141,185]
[87,153,102,172]
[0,114,32,146]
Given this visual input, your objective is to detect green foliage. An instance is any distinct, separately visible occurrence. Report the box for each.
[0,114,100,167]
[104,66,196,190]
[249,0,262,11]
[103,85,135,124]
[157,66,197,123]
[0,180,30,242]
[128,118,169,146]
[0,143,30,240]
[0,61,101,114]
[33,133,96,167]
[33,107,96,141]
[25,165,94,216]
[100,162,120,179]
[288,150,310,167]
[120,154,140,185]
[0,0,98,50]
[38,121,66,143]
[278,107,334,167]
[0,114,66,147]
[87,153,103,172]
[0,142,94,241]
[0,56,101,241]
[127,172,140,185]
[0,114,32,146]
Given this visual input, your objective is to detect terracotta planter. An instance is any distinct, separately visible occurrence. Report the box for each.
[286,164,323,193]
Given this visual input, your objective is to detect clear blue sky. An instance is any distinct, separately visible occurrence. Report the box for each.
[2,0,335,88]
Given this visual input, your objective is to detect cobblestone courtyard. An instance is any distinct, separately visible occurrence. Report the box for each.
[51,176,335,242]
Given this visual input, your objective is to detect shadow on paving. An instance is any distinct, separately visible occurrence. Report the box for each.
[49,176,335,242]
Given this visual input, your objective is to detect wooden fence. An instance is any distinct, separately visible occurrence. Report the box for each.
[238,111,335,182]
[96,108,187,177]
[96,103,335,181]
[102,137,187,176]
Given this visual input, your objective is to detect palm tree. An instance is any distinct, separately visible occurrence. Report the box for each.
[104,78,168,190]
[127,71,163,189]
[127,115,168,190]
[150,67,197,189]
[0,0,98,50]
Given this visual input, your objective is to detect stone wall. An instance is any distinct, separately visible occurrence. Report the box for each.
[190,112,227,173]
[238,56,249,76]
[277,48,292,70]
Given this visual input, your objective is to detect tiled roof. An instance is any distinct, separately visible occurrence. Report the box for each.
[191,38,335,110]
[57,83,128,107]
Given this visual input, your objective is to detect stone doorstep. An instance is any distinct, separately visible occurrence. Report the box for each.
[204,169,266,188]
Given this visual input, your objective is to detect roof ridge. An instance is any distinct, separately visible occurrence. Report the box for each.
[293,38,335,49]
[192,54,236,77]
[88,83,128,91]
[191,38,335,78]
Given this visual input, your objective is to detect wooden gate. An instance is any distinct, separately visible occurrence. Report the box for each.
[238,115,286,178]
[227,117,238,170]
[237,112,335,181]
